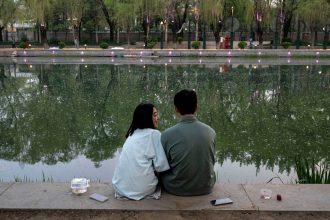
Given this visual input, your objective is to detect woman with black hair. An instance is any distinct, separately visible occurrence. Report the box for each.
[112,103,169,200]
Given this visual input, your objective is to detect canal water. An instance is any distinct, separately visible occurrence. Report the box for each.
[0,58,329,183]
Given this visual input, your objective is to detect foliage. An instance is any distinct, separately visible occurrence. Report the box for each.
[99,41,109,49]
[146,41,157,49]
[192,41,200,49]
[58,41,65,49]
[177,37,183,44]
[0,63,330,180]
[80,39,89,45]
[18,41,28,49]
[295,158,330,184]
[20,34,28,43]
[282,37,292,43]
[238,41,247,49]
[48,38,59,46]
[281,41,292,49]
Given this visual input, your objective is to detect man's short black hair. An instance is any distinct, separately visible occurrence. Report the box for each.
[174,89,197,115]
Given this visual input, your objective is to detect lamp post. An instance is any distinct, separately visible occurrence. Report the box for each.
[188,20,191,49]
[323,25,329,50]
[230,6,234,49]
[160,21,164,49]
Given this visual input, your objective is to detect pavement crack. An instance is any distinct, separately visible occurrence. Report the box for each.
[0,182,15,196]
[240,184,257,210]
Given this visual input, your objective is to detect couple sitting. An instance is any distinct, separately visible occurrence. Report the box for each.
[112,89,216,200]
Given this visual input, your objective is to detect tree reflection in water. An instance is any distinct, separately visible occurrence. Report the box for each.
[0,62,329,181]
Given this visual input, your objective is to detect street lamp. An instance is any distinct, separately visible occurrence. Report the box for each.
[160,21,164,49]
[230,6,234,49]
[188,20,191,49]
[323,25,329,50]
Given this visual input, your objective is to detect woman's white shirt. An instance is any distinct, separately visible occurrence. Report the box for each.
[112,128,169,200]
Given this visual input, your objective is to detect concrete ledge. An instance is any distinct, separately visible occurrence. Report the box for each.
[0,183,330,219]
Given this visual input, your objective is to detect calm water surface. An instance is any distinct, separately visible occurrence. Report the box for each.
[0,59,329,183]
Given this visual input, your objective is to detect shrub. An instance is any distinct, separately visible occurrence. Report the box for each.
[48,38,59,46]
[146,41,157,49]
[18,41,28,49]
[177,37,183,44]
[80,39,89,45]
[58,41,65,49]
[192,41,200,49]
[20,34,28,43]
[238,41,247,49]
[281,41,292,49]
[99,42,109,49]
[282,37,292,43]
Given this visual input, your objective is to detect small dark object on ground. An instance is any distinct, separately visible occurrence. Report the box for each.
[277,194,282,201]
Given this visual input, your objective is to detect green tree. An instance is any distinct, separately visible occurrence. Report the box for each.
[0,0,23,42]
[97,0,117,42]
[298,0,330,46]
[115,0,137,46]
[200,0,225,48]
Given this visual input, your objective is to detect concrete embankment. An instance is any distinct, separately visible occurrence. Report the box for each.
[0,183,330,220]
[0,48,330,58]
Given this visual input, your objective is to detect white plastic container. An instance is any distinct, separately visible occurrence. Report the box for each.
[71,178,90,194]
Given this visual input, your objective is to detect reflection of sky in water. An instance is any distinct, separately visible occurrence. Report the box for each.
[0,151,296,183]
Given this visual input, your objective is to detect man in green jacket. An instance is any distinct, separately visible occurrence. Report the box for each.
[160,89,216,196]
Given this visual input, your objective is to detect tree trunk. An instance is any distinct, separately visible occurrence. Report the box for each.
[97,0,115,42]
[40,25,48,48]
[282,14,293,40]
[110,22,115,42]
[211,23,222,49]
[257,23,263,48]
[0,26,4,42]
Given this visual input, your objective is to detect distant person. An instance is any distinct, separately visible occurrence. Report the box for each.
[160,89,216,196]
[112,103,169,200]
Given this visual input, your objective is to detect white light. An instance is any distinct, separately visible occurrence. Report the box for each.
[199,51,202,55]
[258,59,261,63]
[140,51,143,55]
[318,71,322,74]
[306,66,309,69]
[111,51,114,55]
[84,65,88,68]
[111,59,114,62]
[80,51,84,55]
[169,59,172,63]
[165,63,167,66]
[24,58,27,63]
[52,51,55,55]
[316,59,319,63]
[140,59,143,62]
[23,51,27,55]
[288,51,291,56]
[199,59,202,63]
[228,58,231,63]
[316,52,320,55]
[287,59,291,63]
[258,51,261,55]
[169,51,172,55]
[228,51,231,56]
[81,58,84,62]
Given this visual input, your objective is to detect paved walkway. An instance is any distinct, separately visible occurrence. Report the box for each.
[0,183,330,219]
